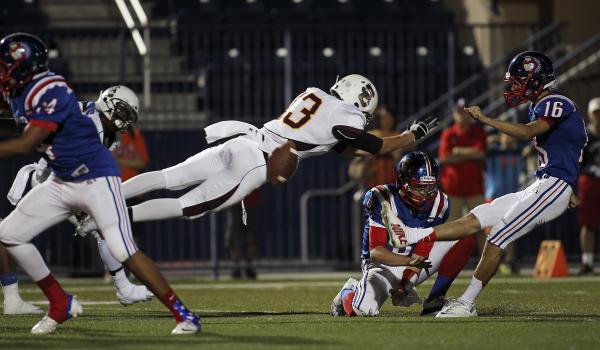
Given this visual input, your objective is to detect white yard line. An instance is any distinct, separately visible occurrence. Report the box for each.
[16,275,600,294]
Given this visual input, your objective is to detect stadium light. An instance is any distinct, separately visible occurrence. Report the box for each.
[463,45,475,56]
[114,0,148,56]
[369,46,382,57]
[129,0,148,26]
[228,48,240,58]
[323,47,335,58]
[276,47,289,58]
[416,46,429,56]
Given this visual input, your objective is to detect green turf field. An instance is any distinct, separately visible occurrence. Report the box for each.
[1,274,599,350]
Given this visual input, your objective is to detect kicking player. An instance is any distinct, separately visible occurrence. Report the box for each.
[397,51,587,317]
[0,33,199,334]
[0,85,152,315]
[330,151,475,317]
[76,74,439,232]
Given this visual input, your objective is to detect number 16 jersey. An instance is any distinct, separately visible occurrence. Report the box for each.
[529,93,587,190]
[260,87,367,159]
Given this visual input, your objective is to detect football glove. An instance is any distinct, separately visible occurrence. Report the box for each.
[409,115,439,141]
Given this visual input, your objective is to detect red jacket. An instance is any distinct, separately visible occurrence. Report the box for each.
[439,123,486,197]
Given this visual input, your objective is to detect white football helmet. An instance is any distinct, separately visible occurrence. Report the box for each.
[96,85,139,132]
[330,74,378,121]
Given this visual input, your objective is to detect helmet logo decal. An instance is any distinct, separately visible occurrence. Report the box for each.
[8,42,28,61]
[419,175,436,182]
[523,56,539,73]
[358,84,375,107]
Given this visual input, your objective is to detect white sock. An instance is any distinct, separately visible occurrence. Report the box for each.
[582,253,594,266]
[97,238,124,272]
[112,268,133,292]
[131,198,184,222]
[121,171,166,198]
[461,276,484,304]
[5,244,50,281]
[2,283,20,301]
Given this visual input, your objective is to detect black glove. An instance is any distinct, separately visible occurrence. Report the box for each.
[409,115,439,141]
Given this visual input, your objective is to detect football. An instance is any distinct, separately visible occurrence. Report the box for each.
[266,140,299,186]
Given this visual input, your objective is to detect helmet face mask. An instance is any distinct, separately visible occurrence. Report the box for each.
[502,51,555,108]
[96,85,139,133]
[395,151,440,213]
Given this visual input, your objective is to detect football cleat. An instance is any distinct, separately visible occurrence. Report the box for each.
[116,285,154,306]
[31,294,83,334]
[435,297,477,318]
[171,315,202,335]
[3,297,44,315]
[420,296,446,316]
[330,277,358,317]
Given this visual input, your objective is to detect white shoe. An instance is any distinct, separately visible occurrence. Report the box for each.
[420,296,446,316]
[31,295,83,334]
[435,297,477,318]
[171,318,201,335]
[330,278,358,316]
[3,297,44,315]
[116,285,154,306]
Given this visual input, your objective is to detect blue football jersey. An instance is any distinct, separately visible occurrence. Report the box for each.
[360,184,450,260]
[528,93,587,189]
[7,71,119,181]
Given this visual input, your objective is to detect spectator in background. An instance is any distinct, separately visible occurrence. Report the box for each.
[485,133,523,274]
[578,97,600,275]
[348,105,404,189]
[113,128,150,182]
[438,98,487,251]
[226,189,262,279]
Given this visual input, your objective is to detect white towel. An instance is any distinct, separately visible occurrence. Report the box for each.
[7,163,37,205]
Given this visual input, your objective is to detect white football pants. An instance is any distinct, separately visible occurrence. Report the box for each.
[351,240,457,316]
[123,135,267,221]
[471,175,572,249]
[0,175,136,281]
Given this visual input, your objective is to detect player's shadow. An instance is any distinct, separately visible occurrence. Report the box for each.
[199,310,327,318]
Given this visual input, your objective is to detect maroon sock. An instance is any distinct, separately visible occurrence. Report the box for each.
[36,273,69,323]
[159,288,189,323]
[342,291,356,317]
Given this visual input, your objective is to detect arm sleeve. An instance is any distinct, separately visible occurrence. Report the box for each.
[332,125,383,154]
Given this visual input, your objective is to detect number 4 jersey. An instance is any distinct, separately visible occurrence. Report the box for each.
[260,87,368,159]
[7,71,119,181]
[529,93,587,190]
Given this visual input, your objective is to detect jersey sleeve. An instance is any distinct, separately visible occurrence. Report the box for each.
[26,78,73,131]
[533,96,576,127]
[363,189,389,250]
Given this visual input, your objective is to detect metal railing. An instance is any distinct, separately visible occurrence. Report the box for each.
[299,181,356,264]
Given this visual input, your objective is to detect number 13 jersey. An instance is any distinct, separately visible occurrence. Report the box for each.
[529,93,587,190]
[260,87,367,159]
